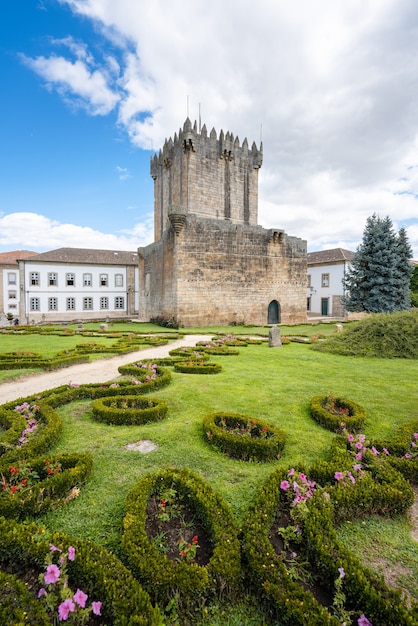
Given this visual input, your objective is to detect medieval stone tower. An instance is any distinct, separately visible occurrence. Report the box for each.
[137,118,307,326]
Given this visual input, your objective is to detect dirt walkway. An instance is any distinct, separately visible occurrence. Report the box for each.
[0,334,212,404]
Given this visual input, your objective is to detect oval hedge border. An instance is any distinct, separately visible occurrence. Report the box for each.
[203,411,286,462]
[0,517,160,626]
[173,361,222,374]
[0,452,93,519]
[309,395,366,433]
[91,395,168,425]
[122,467,241,608]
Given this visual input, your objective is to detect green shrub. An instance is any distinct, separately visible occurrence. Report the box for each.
[122,467,241,610]
[0,452,93,519]
[173,361,222,374]
[309,394,366,433]
[203,412,286,461]
[0,517,160,625]
[0,570,50,625]
[92,396,168,425]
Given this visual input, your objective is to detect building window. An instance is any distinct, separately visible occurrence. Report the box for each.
[30,297,40,311]
[83,273,92,287]
[114,296,125,309]
[48,272,58,286]
[83,297,93,310]
[321,273,330,288]
[67,297,76,311]
[66,273,75,286]
[30,272,40,286]
[115,274,123,287]
[100,273,108,287]
[8,272,17,285]
[8,304,17,309]
[307,274,311,288]
[8,291,17,299]
[100,297,109,309]
[48,297,58,311]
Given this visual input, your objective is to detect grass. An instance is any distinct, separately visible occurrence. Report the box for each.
[1,325,417,623]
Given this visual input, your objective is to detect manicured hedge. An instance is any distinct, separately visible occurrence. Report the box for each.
[0,570,50,625]
[309,395,366,433]
[203,412,286,461]
[92,395,168,425]
[241,466,417,625]
[122,467,241,609]
[0,452,93,519]
[173,361,222,374]
[0,517,161,625]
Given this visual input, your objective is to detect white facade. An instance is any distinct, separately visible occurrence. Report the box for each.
[2,268,20,319]
[307,248,354,317]
[9,248,140,324]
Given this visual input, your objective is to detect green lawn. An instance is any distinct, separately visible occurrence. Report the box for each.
[1,328,417,623]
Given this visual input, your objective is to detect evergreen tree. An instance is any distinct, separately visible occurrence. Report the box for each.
[342,214,413,313]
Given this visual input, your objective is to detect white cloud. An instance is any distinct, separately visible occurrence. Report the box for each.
[21,0,418,258]
[0,212,153,251]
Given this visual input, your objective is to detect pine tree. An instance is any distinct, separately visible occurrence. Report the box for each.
[342,214,413,313]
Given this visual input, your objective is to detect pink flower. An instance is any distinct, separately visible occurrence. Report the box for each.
[288,468,295,476]
[413,433,418,440]
[338,567,345,578]
[49,543,62,553]
[68,546,75,561]
[382,448,390,455]
[334,472,344,481]
[44,564,60,584]
[299,473,306,481]
[92,601,102,616]
[38,587,47,598]
[280,480,290,490]
[405,453,412,459]
[58,598,75,621]
[355,452,362,460]
[358,615,373,626]
[355,442,363,450]
[74,588,88,608]
[371,446,379,456]
[347,434,354,442]
[353,463,362,471]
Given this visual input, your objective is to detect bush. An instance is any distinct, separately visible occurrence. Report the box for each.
[92,396,168,425]
[173,361,222,374]
[0,517,160,625]
[309,394,366,433]
[203,412,286,461]
[122,467,241,610]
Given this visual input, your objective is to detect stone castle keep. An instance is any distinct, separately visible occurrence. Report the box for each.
[137,118,307,326]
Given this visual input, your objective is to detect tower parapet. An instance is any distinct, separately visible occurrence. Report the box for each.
[151,118,263,240]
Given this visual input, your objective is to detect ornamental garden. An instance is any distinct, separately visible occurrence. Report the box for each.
[0,313,417,625]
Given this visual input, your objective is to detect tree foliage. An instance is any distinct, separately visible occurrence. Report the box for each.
[343,214,413,313]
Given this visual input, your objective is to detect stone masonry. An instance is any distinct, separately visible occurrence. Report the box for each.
[138,119,307,326]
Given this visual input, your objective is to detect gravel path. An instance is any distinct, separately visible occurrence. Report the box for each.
[0,334,212,404]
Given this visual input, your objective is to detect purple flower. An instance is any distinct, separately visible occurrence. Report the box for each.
[280,480,290,490]
[358,615,373,626]
[92,601,102,616]
[334,472,344,481]
[347,434,354,442]
[49,543,62,553]
[68,546,75,561]
[355,452,362,460]
[353,463,362,471]
[405,453,412,459]
[38,587,47,598]
[371,446,379,456]
[382,448,390,455]
[44,564,60,584]
[58,598,75,621]
[355,442,363,450]
[74,588,88,608]
[338,567,345,579]
[413,433,418,440]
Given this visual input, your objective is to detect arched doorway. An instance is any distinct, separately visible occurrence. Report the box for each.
[267,300,280,324]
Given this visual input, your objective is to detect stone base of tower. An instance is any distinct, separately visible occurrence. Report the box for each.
[138,215,307,327]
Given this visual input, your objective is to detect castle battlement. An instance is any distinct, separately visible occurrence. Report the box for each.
[151,118,263,240]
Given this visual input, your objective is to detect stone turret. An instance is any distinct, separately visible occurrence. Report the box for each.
[150,118,263,240]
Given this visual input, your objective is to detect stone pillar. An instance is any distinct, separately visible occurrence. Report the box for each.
[268,325,282,348]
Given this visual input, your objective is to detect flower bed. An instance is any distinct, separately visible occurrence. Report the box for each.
[0,452,93,519]
[241,466,416,625]
[92,395,168,425]
[122,467,241,610]
[309,393,366,433]
[203,412,286,461]
[173,361,222,374]
[0,517,160,625]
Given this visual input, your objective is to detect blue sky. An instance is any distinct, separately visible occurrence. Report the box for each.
[1,0,418,257]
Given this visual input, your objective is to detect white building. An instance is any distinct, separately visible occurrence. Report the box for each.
[14,248,139,324]
[307,248,355,317]
[0,250,38,322]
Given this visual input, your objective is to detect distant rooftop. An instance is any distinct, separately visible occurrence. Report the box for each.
[307,248,355,265]
[0,250,38,264]
[20,247,139,266]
